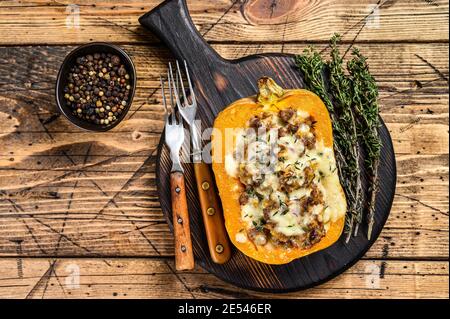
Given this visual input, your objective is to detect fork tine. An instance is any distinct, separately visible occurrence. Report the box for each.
[169,62,182,110]
[160,76,171,127]
[170,107,176,125]
[175,68,181,102]
[174,106,183,126]
[171,109,177,125]
[183,60,196,105]
[167,67,179,125]
[167,65,174,110]
[160,76,168,113]
[176,60,188,105]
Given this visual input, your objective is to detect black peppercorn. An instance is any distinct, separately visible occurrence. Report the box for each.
[111,55,120,65]
[63,52,132,126]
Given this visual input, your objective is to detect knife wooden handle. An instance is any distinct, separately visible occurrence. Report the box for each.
[170,171,194,271]
[194,162,231,264]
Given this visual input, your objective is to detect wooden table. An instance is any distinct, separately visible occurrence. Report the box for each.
[0,0,448,299]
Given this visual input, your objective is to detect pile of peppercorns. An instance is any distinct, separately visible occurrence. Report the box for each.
[63,52,132,126]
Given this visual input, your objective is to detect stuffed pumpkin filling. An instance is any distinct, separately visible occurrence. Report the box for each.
[225,108,342,250]
[212,77,347,264]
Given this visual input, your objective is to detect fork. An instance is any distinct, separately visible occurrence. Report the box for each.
[169,61,231,264]
[161,73,194,271]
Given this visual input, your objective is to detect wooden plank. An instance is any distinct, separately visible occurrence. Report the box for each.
[0,153,446,258]
[0,43,447,259]
[0,0,448,45]
[0,258,447,298]
[1,42,448,118]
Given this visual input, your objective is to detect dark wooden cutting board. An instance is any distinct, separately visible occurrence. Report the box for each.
[139,0,396,292]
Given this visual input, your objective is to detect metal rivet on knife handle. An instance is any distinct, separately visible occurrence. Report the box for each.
[215,244,224,254]
[177,217,183,224]
[201,181,210,190]
[181,245,187,252]
[207,207,215,216]
[175,186,181,193]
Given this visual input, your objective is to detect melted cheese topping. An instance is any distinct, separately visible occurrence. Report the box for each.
[224,109,346,249]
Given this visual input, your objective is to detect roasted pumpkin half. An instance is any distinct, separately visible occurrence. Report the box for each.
[212,77,347,265]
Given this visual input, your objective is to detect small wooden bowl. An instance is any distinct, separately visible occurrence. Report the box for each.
[55,43,137,131]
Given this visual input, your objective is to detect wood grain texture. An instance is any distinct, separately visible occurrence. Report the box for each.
[0,44,449,259]
[0,0,448,44]
[0,258,447,299]
[0,0,448,298]
[0,43,447,260]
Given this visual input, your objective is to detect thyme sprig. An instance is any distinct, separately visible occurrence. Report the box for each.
[295,35,382,241]
[348,48,382,240]
[294,47,350,190]
[295,44,359,240]
[328,34,363,241]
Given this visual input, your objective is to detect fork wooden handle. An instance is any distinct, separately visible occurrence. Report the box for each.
[170,171,195,271]
[194,162,231,264]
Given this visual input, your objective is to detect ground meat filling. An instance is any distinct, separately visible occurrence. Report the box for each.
[235,108,327,250]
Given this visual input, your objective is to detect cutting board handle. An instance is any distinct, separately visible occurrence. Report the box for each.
[139,0,227,70]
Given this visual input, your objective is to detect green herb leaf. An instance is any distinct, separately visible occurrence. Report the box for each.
[294,33,381,242]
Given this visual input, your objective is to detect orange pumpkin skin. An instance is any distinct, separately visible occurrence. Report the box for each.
[211,77,346,265]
